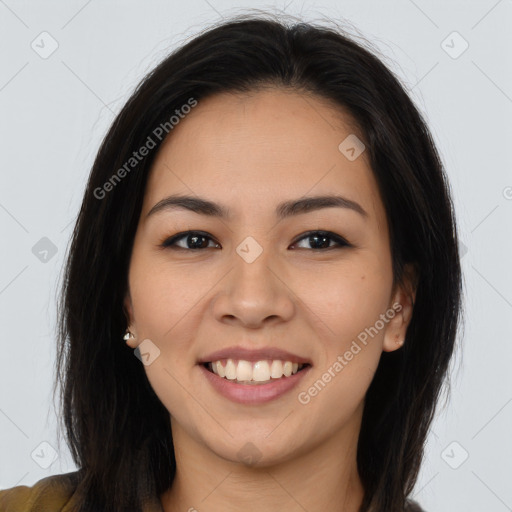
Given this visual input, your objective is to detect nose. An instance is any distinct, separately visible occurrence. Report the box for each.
[211,248,295,329]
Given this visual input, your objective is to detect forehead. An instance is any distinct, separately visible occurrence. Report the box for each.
[141,88,385,225]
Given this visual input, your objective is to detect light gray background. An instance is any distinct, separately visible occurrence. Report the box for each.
[1,1,511,510]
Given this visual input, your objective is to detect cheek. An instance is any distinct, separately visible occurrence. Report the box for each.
[129,252,203,335]
[297,262,392,346]
[295,268,389,427]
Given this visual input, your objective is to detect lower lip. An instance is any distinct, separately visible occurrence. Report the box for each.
[198,364,312,404]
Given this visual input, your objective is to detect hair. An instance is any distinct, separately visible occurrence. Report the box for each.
[54,11,463,512]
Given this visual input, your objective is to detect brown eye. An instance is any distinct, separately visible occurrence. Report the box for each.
[161,231,220,250]
[290,231,351,250]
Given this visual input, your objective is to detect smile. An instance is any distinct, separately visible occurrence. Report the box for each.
[204,359,310,384]
[199,361,312,404]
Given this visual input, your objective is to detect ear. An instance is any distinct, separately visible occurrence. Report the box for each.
[383,262,418,353]
[123,291,138,348]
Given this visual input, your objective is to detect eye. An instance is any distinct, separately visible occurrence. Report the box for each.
[160,230,350,251]
[290,230,351,250]
[160,231,220,250]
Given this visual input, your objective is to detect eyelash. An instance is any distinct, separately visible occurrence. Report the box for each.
[159,230,351,251]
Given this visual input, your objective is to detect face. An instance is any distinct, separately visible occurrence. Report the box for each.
[123,88,415,467]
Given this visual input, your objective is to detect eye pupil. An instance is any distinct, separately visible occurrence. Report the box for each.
[188,234,208,249]
[309,234,330,249]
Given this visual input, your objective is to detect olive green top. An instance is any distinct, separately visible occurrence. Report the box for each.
[0,471,163,512]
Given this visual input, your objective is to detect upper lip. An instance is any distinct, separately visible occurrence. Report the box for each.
[198,346,312,365]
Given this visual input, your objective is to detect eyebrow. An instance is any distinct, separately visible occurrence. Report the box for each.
[146,194,368,220]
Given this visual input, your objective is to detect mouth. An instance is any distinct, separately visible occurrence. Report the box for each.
[198,359,313,404]
[201,359,312,385]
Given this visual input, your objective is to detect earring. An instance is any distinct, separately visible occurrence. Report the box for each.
[123,329,135,342]
[395,334,404,346]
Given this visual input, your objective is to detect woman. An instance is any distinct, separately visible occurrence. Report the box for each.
[0,12,462,512]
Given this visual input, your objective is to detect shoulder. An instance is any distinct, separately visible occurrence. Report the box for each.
[0,471,81,512]
[405,498,426,511]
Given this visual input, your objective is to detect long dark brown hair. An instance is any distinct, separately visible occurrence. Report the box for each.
[54,11,463,512]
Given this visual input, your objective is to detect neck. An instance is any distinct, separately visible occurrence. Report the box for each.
[160,412,365,512]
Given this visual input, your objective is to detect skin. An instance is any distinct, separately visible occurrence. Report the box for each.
[123,88,416,512]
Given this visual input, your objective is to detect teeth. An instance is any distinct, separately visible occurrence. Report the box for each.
[209,359,304,383]
[214,360,226,378]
